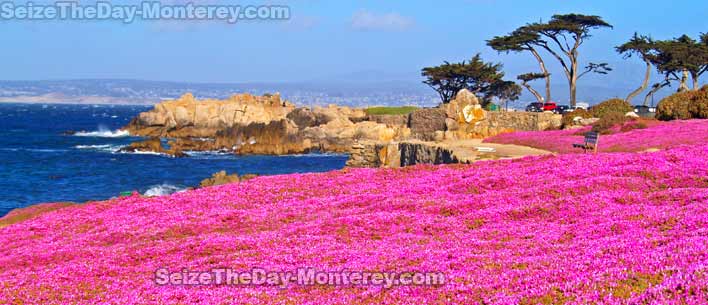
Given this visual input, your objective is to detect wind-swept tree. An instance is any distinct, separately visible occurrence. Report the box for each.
[650,35,708,91]
[485,80,522,110]
[525,14,613,107]
[516,73,547,103]
[487,28,552,102]
[422,54,505,103]
[616,33,656,105]
[643,76,674,106]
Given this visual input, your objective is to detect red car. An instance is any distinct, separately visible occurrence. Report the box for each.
[543,102,557,112]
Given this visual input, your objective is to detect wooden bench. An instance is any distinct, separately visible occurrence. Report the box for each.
[573,131,599,153]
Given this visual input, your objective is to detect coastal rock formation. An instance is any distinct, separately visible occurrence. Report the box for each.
[119,138,186,157]
[366,114,409,127]
[286,108,319,129]
[125,93,295,138]
[121,90,561,165]
[199,171,240,187]
[408,108,447,140]
[215,119,313,155]
[398,142,461,166]
[123,94,407,156]
[440,89,562,139]
[346,140,465,168]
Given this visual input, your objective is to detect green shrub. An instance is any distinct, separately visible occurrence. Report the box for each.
[656,86,708,120]
[687,88,708,119]
[656,91,692,120]
[365,106,418,116]
[561,109,592,128]
[592,111,628,134]
[589,98,633,119]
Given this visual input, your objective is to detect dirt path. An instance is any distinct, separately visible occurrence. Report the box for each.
[439,139,552,163]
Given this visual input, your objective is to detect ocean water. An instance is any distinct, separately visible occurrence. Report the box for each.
[0,103,348,217]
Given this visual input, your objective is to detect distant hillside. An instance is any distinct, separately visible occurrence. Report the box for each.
[0,79,438,107]
[0,79,672,107]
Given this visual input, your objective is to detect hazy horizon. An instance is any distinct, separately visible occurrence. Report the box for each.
[2,0,707,104]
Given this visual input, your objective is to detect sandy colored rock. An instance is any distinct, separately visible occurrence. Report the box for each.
[125,92,295,138]
[199,171,241,188]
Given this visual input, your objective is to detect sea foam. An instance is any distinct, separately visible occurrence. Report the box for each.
[143,184,186,197]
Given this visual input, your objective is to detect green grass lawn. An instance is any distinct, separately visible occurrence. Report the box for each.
[364,106,418,116]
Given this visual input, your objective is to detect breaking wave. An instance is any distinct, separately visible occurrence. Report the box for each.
[143,184,187,197]
[74,144,124,153]
[74,125,129,138]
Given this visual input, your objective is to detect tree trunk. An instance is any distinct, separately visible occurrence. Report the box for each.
[644,79,669,106]
[692,72,699,90]
[678,69,690,92]
[521,82,544,103]
[569,58,578,108]
[530,49,551,102]
[626,60,651,106]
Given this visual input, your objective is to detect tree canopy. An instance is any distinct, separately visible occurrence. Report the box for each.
[523,14,613,106]
[487,28,552,102]
[616,33,656,104]
[421,54,506,104]
[649,35,708,91]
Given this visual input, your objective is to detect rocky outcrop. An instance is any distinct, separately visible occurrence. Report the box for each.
[215,119,313,155]
[398,142,461,166]
[123,94,408,156]
[198,171,257,188]
[122,89,561,164]
[286,108,319,130]
[366,114,409,127]
[408,108,447,140]
[346,141,400,168]
[125,93,295,138]
[346,141,465,168]
[119,138,186,157]
[441,89,562,139]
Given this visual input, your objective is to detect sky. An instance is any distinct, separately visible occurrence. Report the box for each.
[2,0,707,91]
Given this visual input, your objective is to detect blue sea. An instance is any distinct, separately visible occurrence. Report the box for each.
[0,103,348,217]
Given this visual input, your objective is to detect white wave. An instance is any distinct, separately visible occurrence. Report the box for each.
[124,150,168,156]
[184,150,233,156]
[74,144,124,153]
[143,184,186,197]
[74,126,129,138]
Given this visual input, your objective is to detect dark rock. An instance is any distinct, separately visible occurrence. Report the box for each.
[399,142,460,166]
[287,108,319,129]
[408,108,447,140]
[120,137,186,157]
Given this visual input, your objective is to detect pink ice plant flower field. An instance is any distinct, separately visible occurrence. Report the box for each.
[2,137,708,303]
[484,119,708,154]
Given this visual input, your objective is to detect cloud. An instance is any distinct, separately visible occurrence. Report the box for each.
[350,10,415,32]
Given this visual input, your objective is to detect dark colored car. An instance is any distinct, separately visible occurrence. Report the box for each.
[634,105,657,118]
[526,102,544,112]
[554,105,571,114]
[542,102,557,112]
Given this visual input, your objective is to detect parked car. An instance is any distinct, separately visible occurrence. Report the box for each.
[575,102,590,110]
[634,105,656,113]
[542,102,557,112]
[634,105,657,118]
[554,105,571,114]
[525,102,544,112]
